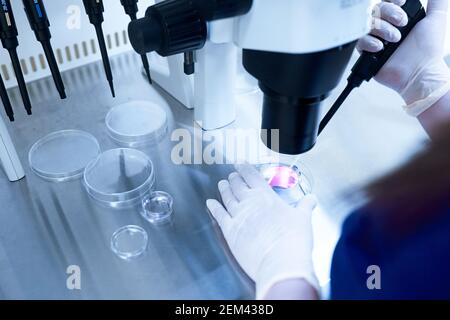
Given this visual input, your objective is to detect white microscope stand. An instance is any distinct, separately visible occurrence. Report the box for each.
[0,116,25,182]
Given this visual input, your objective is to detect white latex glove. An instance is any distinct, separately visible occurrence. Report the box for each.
[206,164,319,300]
[358,0,450,116]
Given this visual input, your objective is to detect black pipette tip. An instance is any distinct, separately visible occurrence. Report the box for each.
[93,24,116,98]
[8,49,33,115]
[26,109,32,116]
[109,80,116,98]
[141,54,152,84]
[318,83,353,135]
[42,41,67,100]
[57,82,67,99]
[0,76,14,122]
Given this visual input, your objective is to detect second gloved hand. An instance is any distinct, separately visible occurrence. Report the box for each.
[207,164,319,299]
[358,0,450,116]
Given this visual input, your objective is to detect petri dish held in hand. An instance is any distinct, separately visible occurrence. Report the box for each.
[29,130,101,182]
[258,162,313,207]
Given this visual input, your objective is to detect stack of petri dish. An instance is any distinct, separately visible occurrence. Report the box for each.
[83,148,156,208]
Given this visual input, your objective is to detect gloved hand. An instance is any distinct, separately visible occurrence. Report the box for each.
[206,164,319,299]
[357,0,450,116]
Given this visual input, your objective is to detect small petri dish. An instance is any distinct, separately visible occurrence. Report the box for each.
[29,130,100,182]
[83,148,155,208]
[141,191,174,225]
[105,100,168,147]
[111,225,148,260]
[258,162,313,206]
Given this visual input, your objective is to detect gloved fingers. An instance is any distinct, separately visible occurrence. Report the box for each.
[370,17,402,43]
[207,199,231,231]
[218,180,239,216]
[229,172,251,201]
[357,35,384,53]
[296,194,318,212]
[376,1,408,27]
[235,164,270,190]
[384,0,406,7]
[427,0,449,15]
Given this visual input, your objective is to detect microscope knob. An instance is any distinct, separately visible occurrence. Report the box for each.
[129,0,207,56]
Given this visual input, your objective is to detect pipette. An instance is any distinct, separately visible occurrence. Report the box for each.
[0,73,14,121]
[0,0,32,115]
[82,0,115,97]
[23,0,66,99]
[318,0,426,135]
[120,0,152,84]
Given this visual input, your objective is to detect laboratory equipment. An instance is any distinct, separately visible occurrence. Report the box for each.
[141,191,174,225]
[259,162,313,207]
[111,225,148,260]
[28,130,101,182]
[83,148,155,208]
[23,0,66,100]
[0,116,25,181]
[82,0,115,97]
[318,0,427,135]
[105,100,168,147]
[0,73,14,121]
[120,0,152,84]
[127,0,371,154]
[0,0,136,89]
[0,0,33,115]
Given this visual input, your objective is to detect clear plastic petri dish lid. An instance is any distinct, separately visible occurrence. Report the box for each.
[111,225,148,260]
[105,100,168,147]
[257,161,314,207]
[29,130,101,182]
[83,148,155,208]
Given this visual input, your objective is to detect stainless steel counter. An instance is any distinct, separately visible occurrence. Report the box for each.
[0,52,427,299]
[0,53,255,299]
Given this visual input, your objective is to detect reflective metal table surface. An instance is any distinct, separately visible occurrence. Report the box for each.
[0,52,427,299]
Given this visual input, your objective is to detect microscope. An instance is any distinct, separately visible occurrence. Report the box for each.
[128,0,372,155]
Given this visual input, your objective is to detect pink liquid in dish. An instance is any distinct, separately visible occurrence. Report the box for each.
[265,166,299,189]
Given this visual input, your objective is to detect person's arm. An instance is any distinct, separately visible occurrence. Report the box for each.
[418,89,450,137]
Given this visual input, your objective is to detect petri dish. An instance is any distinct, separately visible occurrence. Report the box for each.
[111,225,148,260]
[105,100,168,147]
[29,130,100,182]
[83,148,155,208]
[258,162,313,207]
[141,191,174,225]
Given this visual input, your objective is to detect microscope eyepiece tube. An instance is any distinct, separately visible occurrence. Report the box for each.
[243,42,357,155]
[260,85,322,155]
